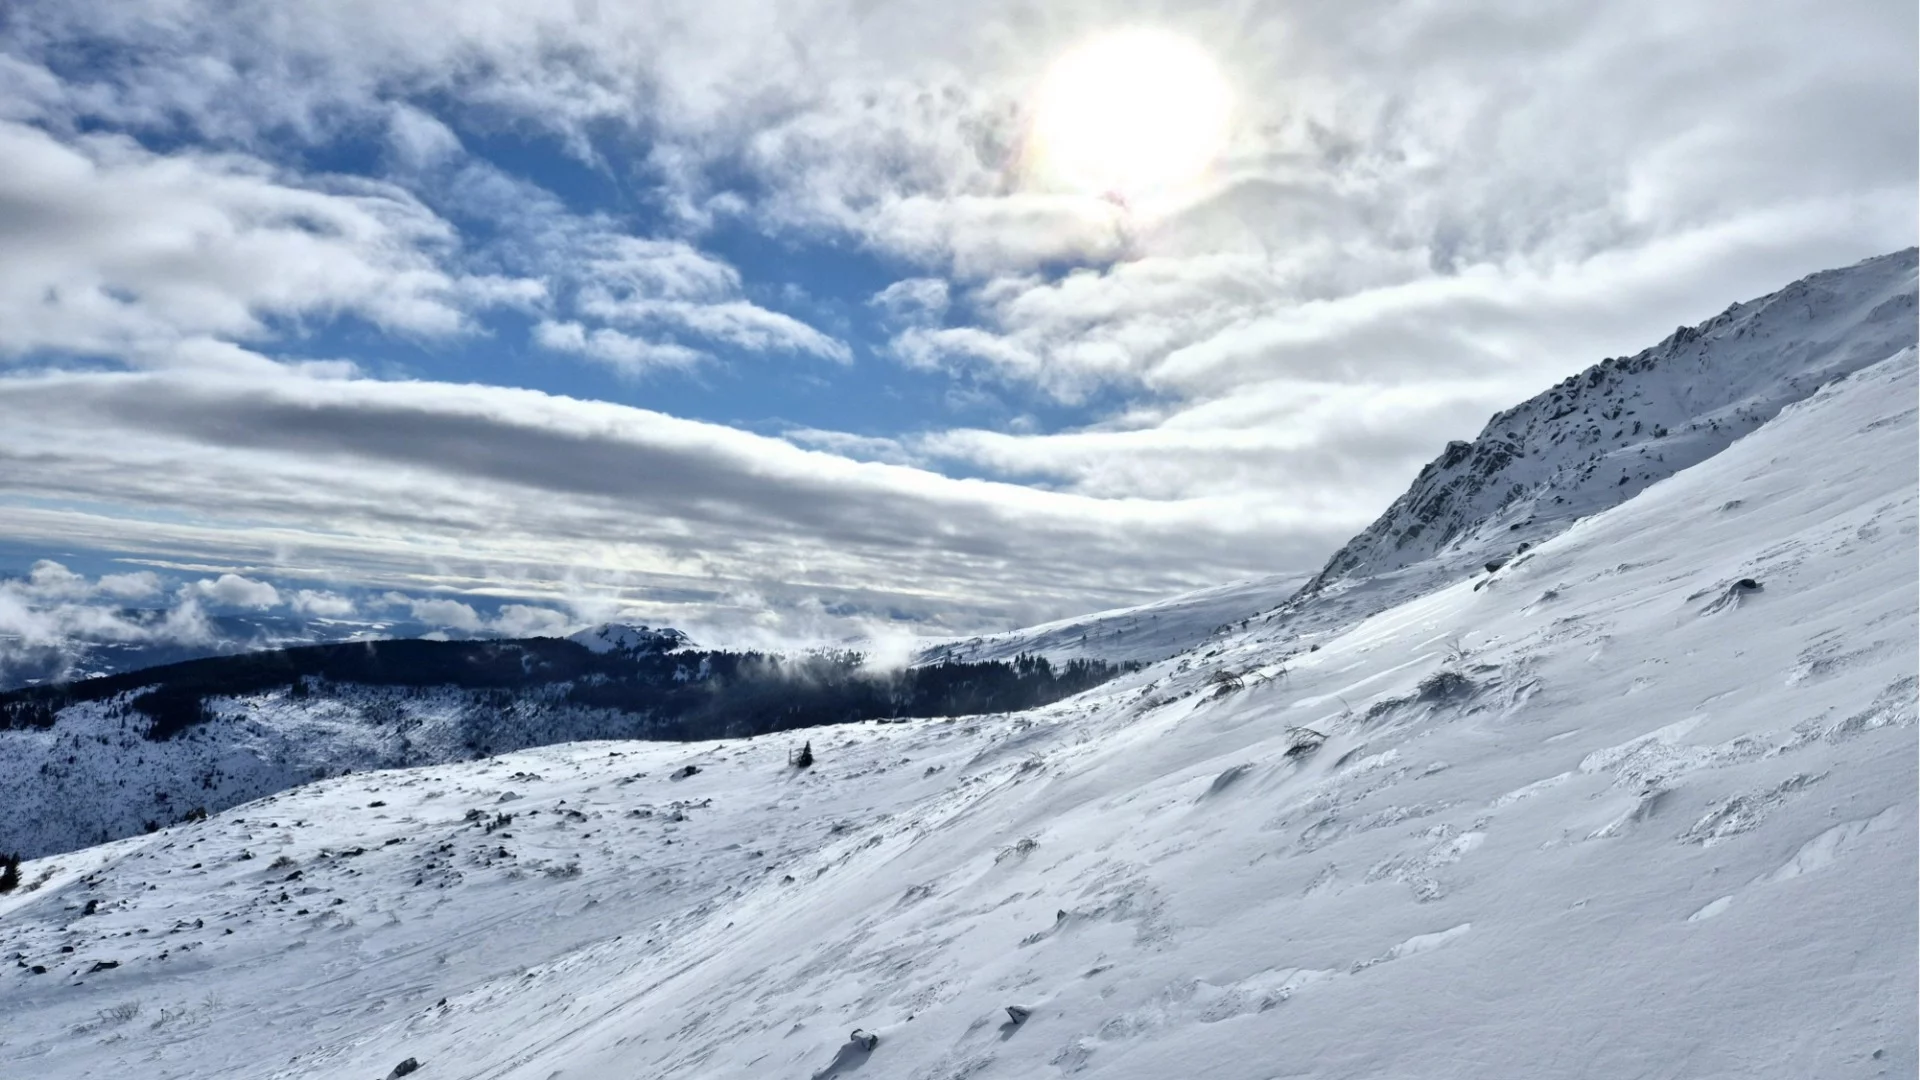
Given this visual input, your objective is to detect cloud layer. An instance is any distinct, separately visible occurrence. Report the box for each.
[0,366,1353,637]
[0,560,587,684]
[0,0,1912,640]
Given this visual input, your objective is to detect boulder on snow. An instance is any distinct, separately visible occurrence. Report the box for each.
[810,1032,880,1080]
[1698,577,1764,615]
[670,765,701,781]
[1005,1005,1032,1024]
[386,1058,421,1078]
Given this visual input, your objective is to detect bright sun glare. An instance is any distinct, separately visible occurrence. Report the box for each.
[1029,28,1232,201]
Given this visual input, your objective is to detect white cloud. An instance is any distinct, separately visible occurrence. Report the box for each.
[95,570,163,600]
[188,573,281,610]
[0,562,564,675]
[568,236,743,302]
[399,597,566,637]
[533,321,705,374]
[574,297,852,363]
[781,428,918,466]
[289,589,357,618]
[869,277,949,327]
[387,104,464,170]
[6,0,1909,289]
[0,365,1351,636]
[0,119,531,368]
[490,604,571,638]
[407,597,485,632]
[861,195,1133,277]
[11,559,162,603]
[885,204,1917,508]
[24,559,88,599]
[0,561,216,680]
[0,0,1910,643]
[537,233,853,365]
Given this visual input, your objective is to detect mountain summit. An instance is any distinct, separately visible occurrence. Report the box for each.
[1306,248,1917,594]
[564,623,693,655]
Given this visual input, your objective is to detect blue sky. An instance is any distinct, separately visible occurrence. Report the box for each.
[0,0,1913,653]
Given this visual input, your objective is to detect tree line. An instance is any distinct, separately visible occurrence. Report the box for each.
[0,638,1136,743]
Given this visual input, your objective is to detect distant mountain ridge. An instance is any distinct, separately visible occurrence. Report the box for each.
[566,623,692,655]
[1,610,593,691]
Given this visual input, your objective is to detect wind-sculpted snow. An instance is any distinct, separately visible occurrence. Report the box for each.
[1,349,1912,1077]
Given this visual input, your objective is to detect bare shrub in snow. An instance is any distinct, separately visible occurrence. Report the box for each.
[995,837,1038,863]
[1417,670,1474,701]
[1284,727,1327,759]
[1207,669,1245,698]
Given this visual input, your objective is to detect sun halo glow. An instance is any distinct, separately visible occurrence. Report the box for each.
[1027,29,1232,202]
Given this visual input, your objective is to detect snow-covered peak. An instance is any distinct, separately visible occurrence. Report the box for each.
[1304,248,1917,594]
[565,622,691,654]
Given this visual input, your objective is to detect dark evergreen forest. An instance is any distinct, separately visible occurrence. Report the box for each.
[0,637,1134,742]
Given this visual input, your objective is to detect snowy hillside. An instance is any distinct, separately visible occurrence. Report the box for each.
[0,683,648,860]
[1305,248,1917,594]
[1,351,1911,1075]
[916,572,1311,667]
[565,623,692,655]
[0,638,1127,860]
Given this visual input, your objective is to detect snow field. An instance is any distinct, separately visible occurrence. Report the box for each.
[3,350,1910,1079]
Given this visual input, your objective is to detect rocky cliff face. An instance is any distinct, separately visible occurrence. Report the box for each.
[1304,248,1917,593]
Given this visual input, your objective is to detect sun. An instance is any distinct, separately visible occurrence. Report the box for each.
[1027,28,1232,201]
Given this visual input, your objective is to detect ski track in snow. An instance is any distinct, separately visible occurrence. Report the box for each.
[2,285,1917,1079]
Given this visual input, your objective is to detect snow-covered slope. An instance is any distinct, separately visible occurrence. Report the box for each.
[3,345,1911,1078]
[0,684,650,860]
[1305,248,1917,594]
[916,572,1311,667]
[565,623,692,655]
